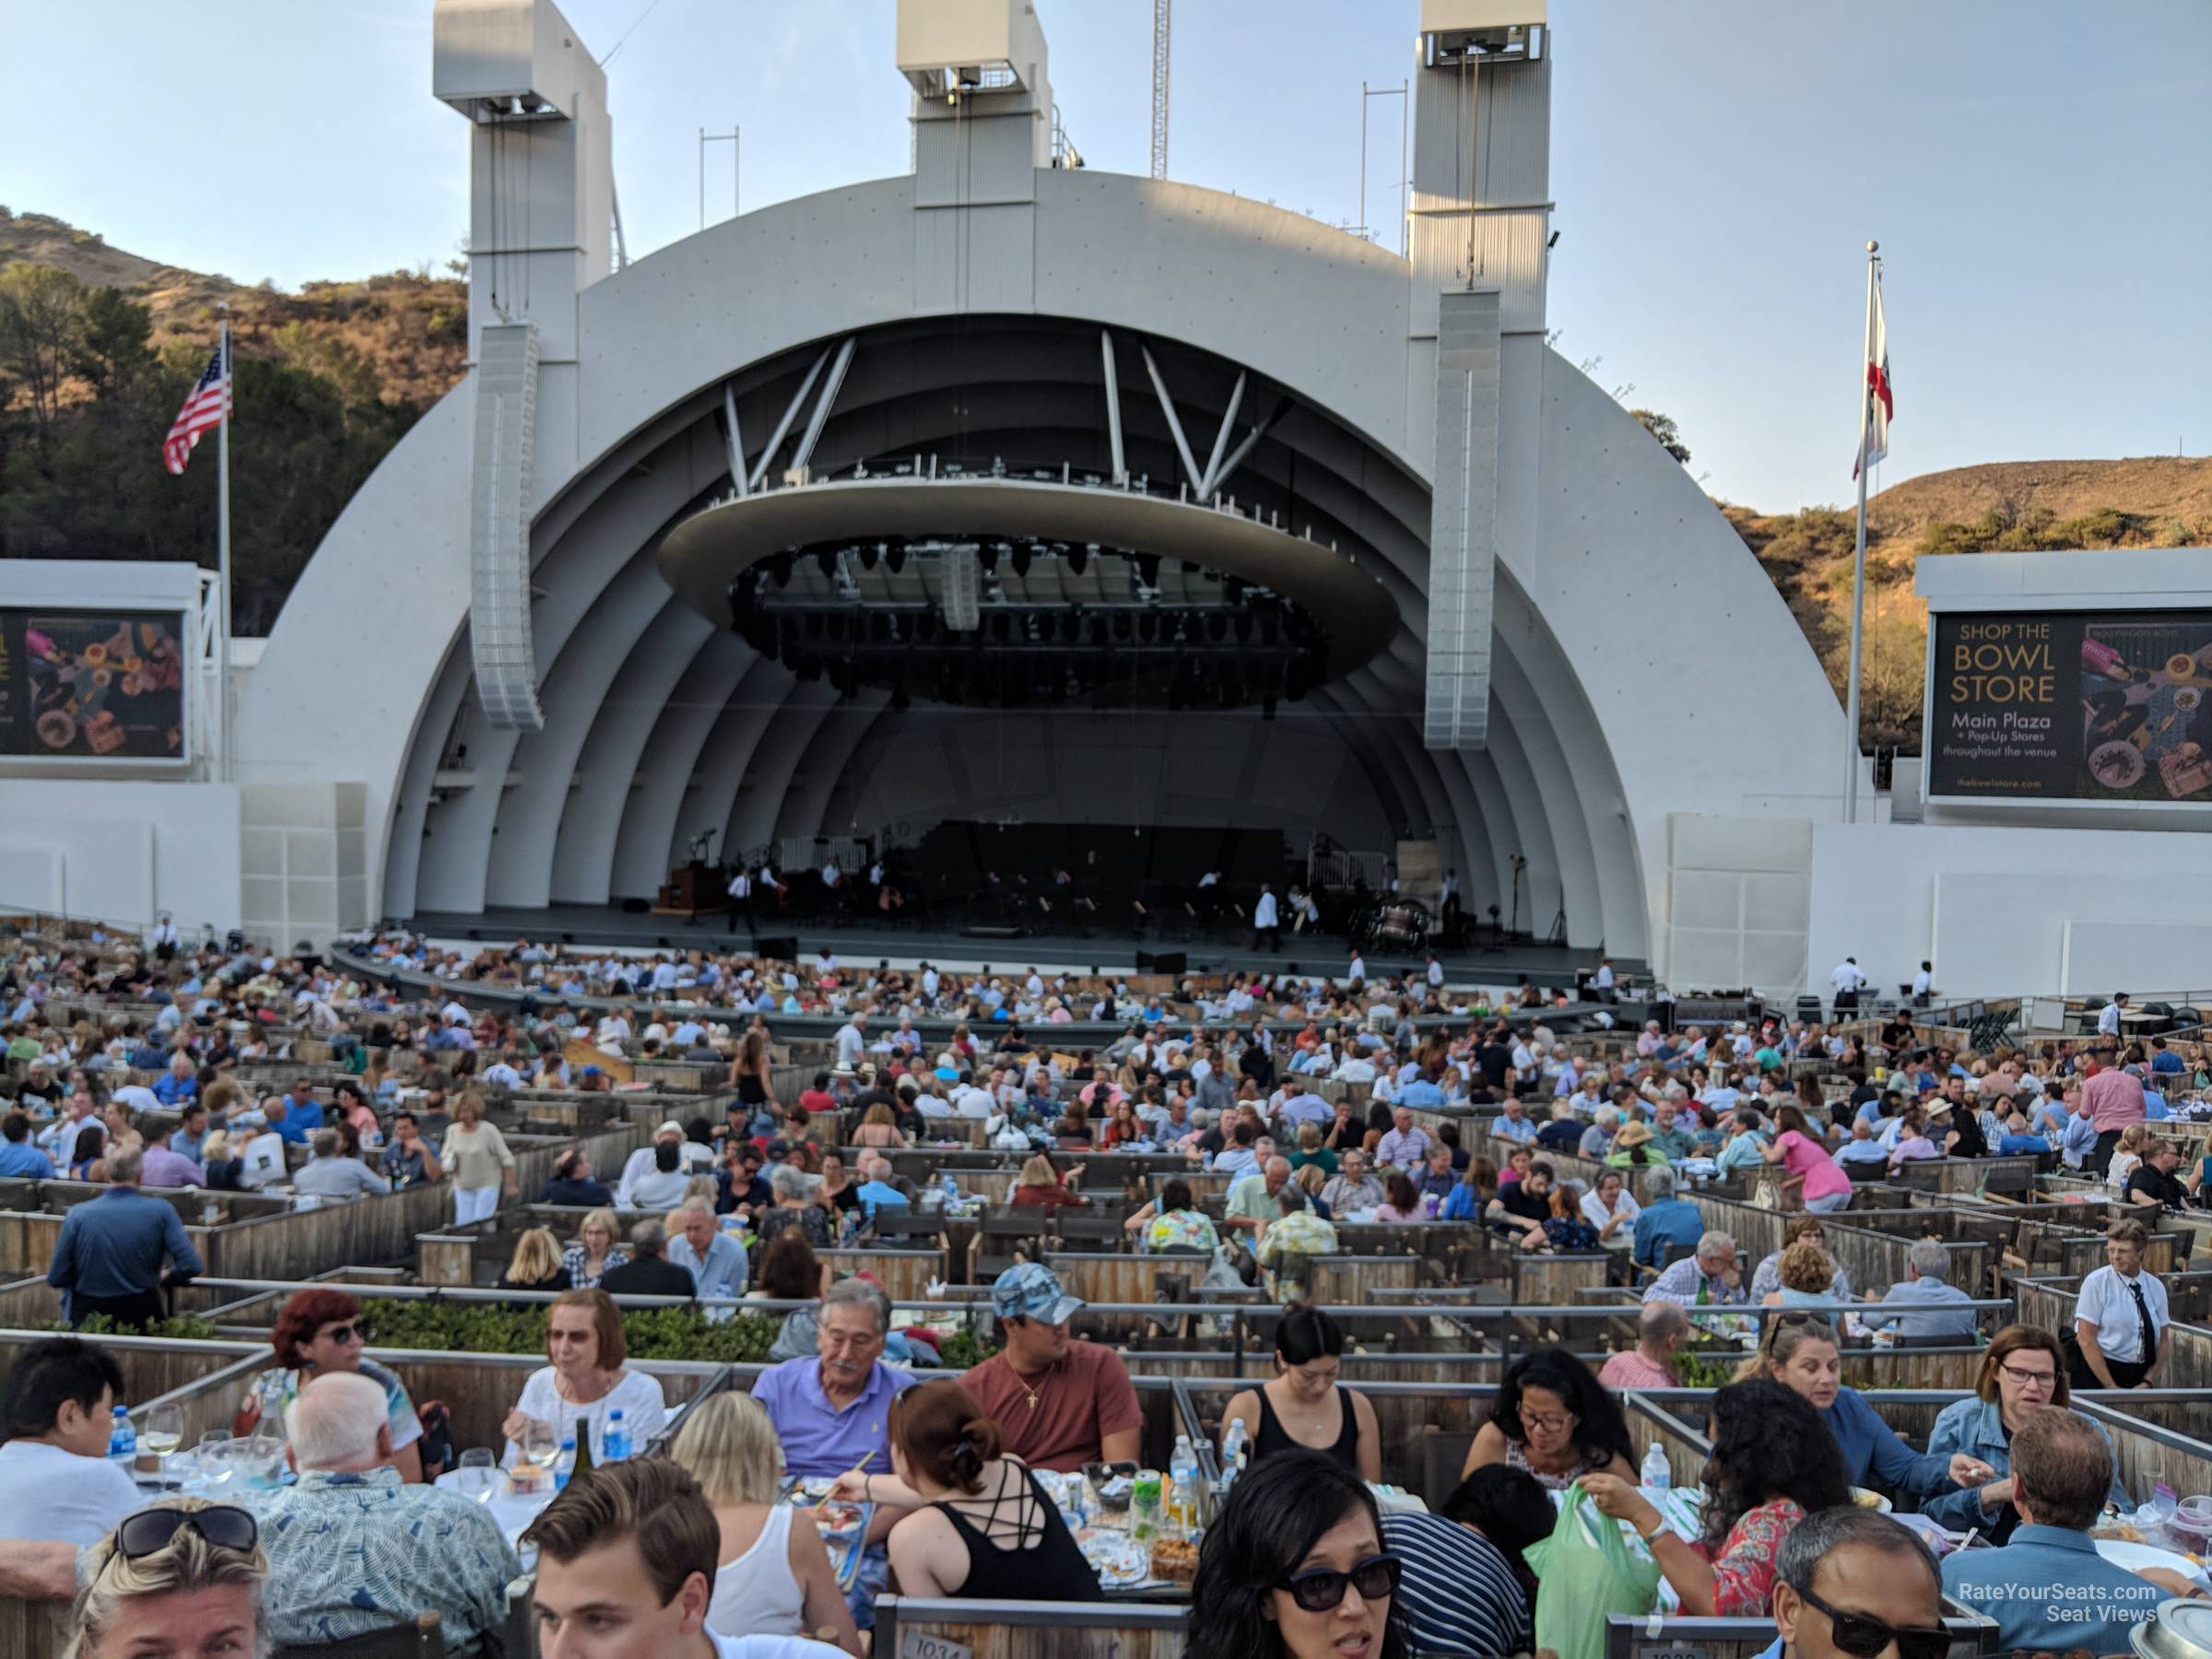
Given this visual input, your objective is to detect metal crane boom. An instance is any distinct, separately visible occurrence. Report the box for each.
[1149,0,1171,180]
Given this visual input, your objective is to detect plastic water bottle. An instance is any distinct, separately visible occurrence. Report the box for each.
[109,1405,136,1461]
[1641,1443,1672,1490]
[1169,1435,1199,1533]
[554,1435,578,1489]
[602,1409,629,1464]
[941,1172,959,1208]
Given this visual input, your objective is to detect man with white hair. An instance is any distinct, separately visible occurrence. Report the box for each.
[1860,1241,1979,1342]
[242,1371,520,1651]
[1641,1225,1746,1308]
[665,1203,748,1301]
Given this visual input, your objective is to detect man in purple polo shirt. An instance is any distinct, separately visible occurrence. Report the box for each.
[749,1276,913,1630]
[750,1277,913,1477]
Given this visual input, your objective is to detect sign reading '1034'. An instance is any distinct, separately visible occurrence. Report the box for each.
[1924,609,2212,805]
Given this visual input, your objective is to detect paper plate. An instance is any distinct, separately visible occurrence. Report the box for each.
[2099,1538,2210,1590]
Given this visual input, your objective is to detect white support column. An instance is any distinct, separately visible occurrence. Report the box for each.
[788,336,857,477]
[1195,370,1247,500]
[1100,331,1126,485]
[721,383,749,499]
[748,346,832,491]
[1139,345,1203,490]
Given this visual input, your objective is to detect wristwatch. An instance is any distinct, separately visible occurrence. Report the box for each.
[1639,1512,1670,1543]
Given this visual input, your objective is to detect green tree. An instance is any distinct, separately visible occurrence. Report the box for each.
[0,263,87,454]
[1630,407,1690,465]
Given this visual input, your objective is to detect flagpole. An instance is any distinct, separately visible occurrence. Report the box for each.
[217,303,233,783]
[1841,241,1878,824]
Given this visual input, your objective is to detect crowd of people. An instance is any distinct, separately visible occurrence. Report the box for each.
[8,920,2212,1656]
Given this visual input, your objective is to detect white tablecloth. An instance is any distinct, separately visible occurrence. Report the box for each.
[434,1469,555,1544]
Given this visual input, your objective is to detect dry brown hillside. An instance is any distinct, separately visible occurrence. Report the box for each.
[0,208,468,408]
[1717,456,2210,749]
[1865,456,2212,542]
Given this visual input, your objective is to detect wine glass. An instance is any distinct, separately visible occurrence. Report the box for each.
[520,1422,558,1477]
[458,1447,498,1503]
[141,1405,184,1461]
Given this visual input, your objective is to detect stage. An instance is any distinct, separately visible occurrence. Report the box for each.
[404,903,1628,991]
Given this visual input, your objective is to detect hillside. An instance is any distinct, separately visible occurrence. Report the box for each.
[4,210,2204,743]
[0,208,468,407]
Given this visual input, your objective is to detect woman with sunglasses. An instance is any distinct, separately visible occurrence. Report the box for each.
[72,1499,266,1659]
[1585,1379,1849,1616]
[1187,1448,1404,1659]
[233,1288,425,1481]
[1917,1324,2126,1544]
[1459,1347,1636,1490]
[1735,1317,1990,1500]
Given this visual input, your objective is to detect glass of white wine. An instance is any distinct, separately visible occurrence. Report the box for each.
[520,1422,559,1478]
[141,1405,184,1462]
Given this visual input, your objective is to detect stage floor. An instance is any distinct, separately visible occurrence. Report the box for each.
[404,904,1625,990]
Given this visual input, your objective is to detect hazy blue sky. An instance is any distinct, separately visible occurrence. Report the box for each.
[6,0,2206,510]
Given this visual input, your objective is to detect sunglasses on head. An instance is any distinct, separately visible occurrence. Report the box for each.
[1796,1585,1949,1659]
[116,1505,258,1561]
[1280,1554,1402,1613]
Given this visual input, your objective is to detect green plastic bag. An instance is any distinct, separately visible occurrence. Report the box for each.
[1524,1480,1663,1659]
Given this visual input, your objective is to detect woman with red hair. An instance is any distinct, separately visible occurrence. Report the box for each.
[232,1288,424,1480]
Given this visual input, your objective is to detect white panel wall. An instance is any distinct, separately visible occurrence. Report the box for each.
[1661,814,1813,992]
[2063,923,2212,997]
[0,782,241,935]
[1806,821,2212,998]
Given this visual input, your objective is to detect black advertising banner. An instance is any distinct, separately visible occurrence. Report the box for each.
[1926,609,2212,805]
[0,609,189,763]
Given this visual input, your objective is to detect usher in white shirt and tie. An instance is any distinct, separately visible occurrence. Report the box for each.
[2076,1265,2168,1363]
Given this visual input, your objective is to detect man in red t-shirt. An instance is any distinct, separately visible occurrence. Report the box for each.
[961,1265,1141,1473]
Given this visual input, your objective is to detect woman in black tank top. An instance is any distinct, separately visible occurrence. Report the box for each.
[1221,1304,1380,1480]
[845,1379,1103,1602]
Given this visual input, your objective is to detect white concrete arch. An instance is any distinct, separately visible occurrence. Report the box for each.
[775,692,892,847]
[549,602,719,903]
[676,657,799,869]
[491,562,682,908]
[236,160,1841,958]
[609,632,758,898]
[724,685,844,857]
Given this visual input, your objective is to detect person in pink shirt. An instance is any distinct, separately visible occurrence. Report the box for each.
[1598,1300,1688,1391]
[1762,1105,1856,1215]
[2083,1055,2147,1177]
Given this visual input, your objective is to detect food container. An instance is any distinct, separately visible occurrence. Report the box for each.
[1148,1535,1199,1583]
[1848,1487,1892,1513]
[1083,1461,1136,1515]
[2133,1596,2212,1659]
[2171,1496,2212,1549]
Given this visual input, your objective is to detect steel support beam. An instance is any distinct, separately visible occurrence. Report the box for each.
[721,383,749,500]
[1100,331,1126,484]
[788,335,857,477]
[747,345,831,492]
[1139,344,1204,490]
[1194,370,1246,499]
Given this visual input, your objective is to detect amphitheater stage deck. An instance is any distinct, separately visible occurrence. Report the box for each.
[403,905,1623,990]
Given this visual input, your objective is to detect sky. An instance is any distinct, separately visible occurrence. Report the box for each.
[5,0,2206,512]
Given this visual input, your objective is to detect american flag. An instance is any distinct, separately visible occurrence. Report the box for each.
[163,334,231,476]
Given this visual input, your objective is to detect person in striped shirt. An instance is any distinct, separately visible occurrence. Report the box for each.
[1380,1464,1551,1656]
